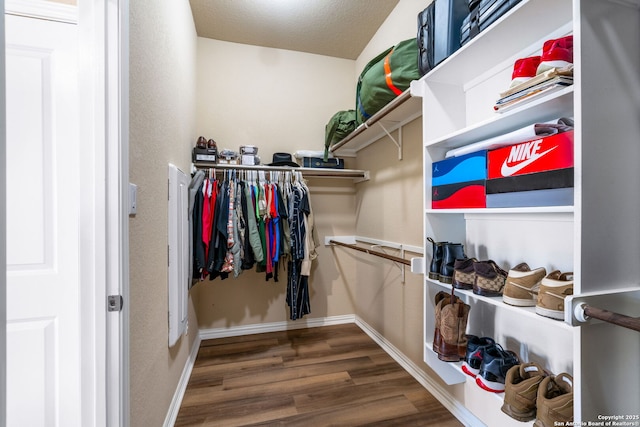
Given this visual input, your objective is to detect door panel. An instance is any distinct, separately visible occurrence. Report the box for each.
[5,14,81,427]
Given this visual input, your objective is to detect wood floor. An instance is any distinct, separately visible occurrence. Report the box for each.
[174,323,463,427]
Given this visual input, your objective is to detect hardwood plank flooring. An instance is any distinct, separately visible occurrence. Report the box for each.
[175,323,463,427]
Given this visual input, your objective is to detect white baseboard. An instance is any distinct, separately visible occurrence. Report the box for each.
[163,334,202,427]
[165,314,480,427]
[354,316,483,427]
[199,314,356,340]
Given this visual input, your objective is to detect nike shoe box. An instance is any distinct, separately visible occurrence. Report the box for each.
[486,187,573,208]
[432,150,487,186]
[432,180,486,209]
[488,130,574,179]
[432,150,487,209]
[486,130,573,207]
[486,168,573,192]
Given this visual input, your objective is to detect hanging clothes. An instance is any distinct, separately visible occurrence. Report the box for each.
[190,168,317,320]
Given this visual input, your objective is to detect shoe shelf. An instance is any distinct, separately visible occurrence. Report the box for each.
[427,278,574,332]
[425,206,574,215]
[416,0,640,424]
[423,86,574,152]
[424,344,538,426]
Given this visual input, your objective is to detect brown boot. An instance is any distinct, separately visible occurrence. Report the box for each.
[436,291,470,362]
[432,291,451,354]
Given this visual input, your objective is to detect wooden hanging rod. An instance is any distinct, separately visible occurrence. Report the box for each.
[329,239,411,266]
[580,304,640,333]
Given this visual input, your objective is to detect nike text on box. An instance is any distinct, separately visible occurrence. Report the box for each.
[487,130,573,179]
[432,180,486,209]
[432,150,487,186]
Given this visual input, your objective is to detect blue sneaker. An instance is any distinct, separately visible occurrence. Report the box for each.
[476,344,519,393]
[462,336,496,377]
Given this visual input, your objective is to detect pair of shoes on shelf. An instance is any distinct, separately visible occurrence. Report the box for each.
[432,290,470,362]
[510,35,573,87]
[502,263,573,320]
[195,136,218,151]
[461,336,519,393]
[453,258,508,297]
[502,363,573,426]
[428,237,465,284]
[536,270,574,320]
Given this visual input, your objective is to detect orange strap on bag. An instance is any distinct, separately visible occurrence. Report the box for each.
[384,48,403,96]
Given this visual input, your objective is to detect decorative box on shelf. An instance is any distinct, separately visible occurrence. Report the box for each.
[192,147,217,163]
[486,130,574,207]
[302,157,345,169]
[431,150,487,209]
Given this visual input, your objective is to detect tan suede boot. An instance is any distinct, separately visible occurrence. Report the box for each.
[436,292,470,362]
[432,291,451,354]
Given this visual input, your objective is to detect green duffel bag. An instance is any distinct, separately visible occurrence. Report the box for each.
[356,38,421,125]
[324,109,357,161]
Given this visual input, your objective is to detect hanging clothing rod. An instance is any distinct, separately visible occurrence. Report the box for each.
[329,239,411,266]
[577,304,640,333]
[192,162,368,179]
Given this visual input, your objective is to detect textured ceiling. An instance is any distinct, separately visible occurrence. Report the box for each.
[189,0,400,60]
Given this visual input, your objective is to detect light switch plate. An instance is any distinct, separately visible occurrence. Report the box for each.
[129,183,137,215]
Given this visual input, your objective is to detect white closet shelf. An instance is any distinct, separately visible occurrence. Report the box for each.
[425,86,574,152]
[329,89,422,159]
[425,206,574,215]
[192,162,369,181]
[427,279,574,331]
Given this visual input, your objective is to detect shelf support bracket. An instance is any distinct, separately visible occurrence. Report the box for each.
[377,121,402,160]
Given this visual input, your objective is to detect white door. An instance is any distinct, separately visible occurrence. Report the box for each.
[5,14,82,426]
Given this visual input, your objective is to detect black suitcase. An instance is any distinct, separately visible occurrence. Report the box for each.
[417,0,469,76]
[461,0,522,46]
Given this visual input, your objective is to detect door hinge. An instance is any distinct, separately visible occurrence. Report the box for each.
[108,295,124,312]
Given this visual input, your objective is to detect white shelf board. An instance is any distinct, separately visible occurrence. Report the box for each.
[425,86,574,151]
[421,0,573,86]
[330,89,422,157]
[427,278,574,331]
[425,206,574,215]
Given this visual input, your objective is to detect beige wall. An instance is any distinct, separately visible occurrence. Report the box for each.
[194,38,360,329]
[196,37,356,160]
[128,0,198,426]
[350,0,464,400]
[356,0,433,77]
